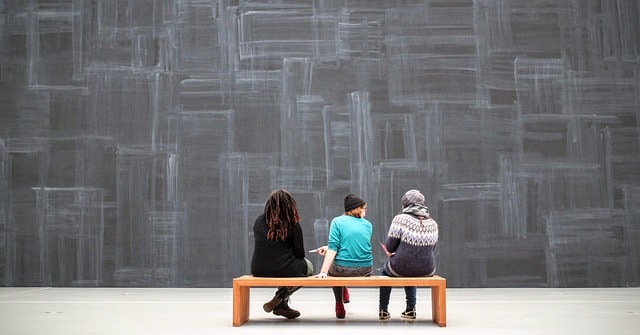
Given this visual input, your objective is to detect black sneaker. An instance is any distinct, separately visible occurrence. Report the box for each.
[272,302,300,319]
[379,310,390,321]
[262,296,283,313]
[401,309,416,321]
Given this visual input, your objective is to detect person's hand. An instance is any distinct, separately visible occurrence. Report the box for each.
[316,272,328,278]
[380,242,393,257]
[316,246,328,256]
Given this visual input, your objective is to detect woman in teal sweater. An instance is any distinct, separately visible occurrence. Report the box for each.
[314,194,373,319]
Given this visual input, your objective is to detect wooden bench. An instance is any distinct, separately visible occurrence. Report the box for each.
[232,275,446,327]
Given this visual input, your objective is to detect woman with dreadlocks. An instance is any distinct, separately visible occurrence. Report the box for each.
[250,189,313,320]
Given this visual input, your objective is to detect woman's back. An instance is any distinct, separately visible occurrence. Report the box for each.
[385,213,438,277]
[328,214,373,267]
[251,214,307,277]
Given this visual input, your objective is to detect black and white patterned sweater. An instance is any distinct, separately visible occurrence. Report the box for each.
[384,207,439,277]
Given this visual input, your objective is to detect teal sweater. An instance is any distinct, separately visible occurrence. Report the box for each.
[327,214,373,267]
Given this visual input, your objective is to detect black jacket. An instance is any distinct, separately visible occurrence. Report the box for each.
[250,214,308,277]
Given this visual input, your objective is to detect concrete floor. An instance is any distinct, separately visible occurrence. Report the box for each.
[1,286,639,335]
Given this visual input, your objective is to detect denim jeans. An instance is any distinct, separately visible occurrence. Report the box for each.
[378,264,417,311]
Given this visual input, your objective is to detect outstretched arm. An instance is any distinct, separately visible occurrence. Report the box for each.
[309,246,328,255]
[316,249,337,278]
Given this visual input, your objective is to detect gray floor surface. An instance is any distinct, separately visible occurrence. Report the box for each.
[1,286,639,335]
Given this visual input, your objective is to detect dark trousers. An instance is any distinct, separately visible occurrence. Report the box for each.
[328,263,373,303]
[274,286,301,302]
[378,265,417,311]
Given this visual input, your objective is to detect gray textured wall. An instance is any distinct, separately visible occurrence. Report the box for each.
[0,0,639,288]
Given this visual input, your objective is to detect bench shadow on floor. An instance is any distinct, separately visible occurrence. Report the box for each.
[244,314,441,328]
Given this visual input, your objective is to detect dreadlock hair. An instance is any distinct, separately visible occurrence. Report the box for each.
[264,189,300,241]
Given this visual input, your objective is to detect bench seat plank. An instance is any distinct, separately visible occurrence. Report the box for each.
[232,275,446,327]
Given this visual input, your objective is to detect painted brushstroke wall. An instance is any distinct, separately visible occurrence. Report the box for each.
[0,0,638,288]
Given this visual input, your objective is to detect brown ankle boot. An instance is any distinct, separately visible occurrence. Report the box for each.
[262,296,283,313]
[272,300,300,319]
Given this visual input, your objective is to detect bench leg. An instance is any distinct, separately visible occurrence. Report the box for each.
[431,284,447,327]
[232,283,250,327]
